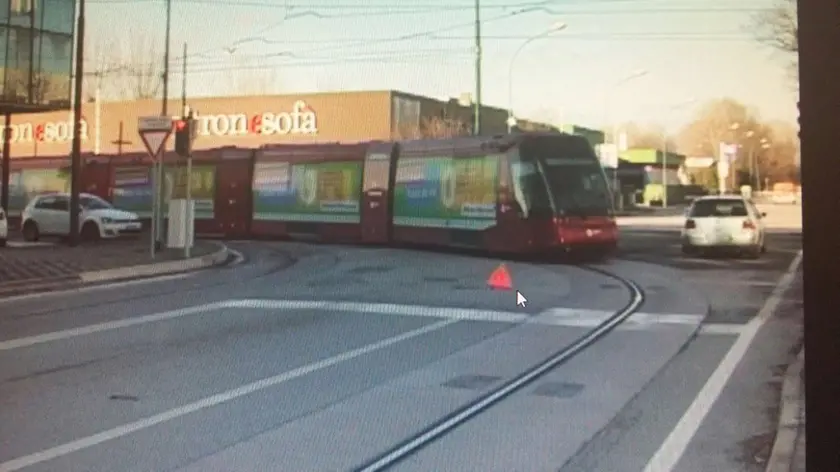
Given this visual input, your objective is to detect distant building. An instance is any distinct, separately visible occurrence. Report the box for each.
[2,89,563,158]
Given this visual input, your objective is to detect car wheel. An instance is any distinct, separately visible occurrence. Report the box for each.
[81,222,100,242]
[0,238,6,247]
[681,244,695,256]
[22,220,39,242]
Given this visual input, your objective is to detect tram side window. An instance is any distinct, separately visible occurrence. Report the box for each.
[510,161,552,218]
[363,155,391,191]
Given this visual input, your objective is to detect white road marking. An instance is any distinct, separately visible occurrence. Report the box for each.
[683,277,779,288]
[0,301,228,351]
[642,249,803,472]
[0,319,457,472]
[0,299,706,352]
[0,272,197,305]
[230,299,528,324]
[697,324,746,335]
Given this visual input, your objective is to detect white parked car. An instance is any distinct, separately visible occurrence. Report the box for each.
[681,195,767,258]
[21,193,142,242]
[0,206,7,247]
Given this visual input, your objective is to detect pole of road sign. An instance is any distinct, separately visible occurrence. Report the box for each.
[156,155,165,248]
[184,153,192,258]
[150,158,157,258]
[138,116,174,258]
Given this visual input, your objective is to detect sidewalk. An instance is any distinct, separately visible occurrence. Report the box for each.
[766,348,806,472]
[0,237,229,297]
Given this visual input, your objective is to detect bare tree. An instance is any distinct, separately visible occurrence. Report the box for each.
[213,55,282,96]
[86,29,163,101]
[395,116,469,140]
[751,0,798,82]
[82,39,113,102]
[677,98,797,187]
[607,122,677,150]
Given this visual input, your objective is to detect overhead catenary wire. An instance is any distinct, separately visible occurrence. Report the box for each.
[82,0,773,67]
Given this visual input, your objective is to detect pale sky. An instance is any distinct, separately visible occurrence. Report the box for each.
[83,0,798,134]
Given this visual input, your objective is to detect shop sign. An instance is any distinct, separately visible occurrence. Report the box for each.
[2,118,90,144]
[185,100,318,138]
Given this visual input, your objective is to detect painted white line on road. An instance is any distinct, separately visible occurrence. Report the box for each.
[532,308,704,330]
[682,277,779,288]
[0,272,197,305]
[0,300,228,351]
[642,249,803,472]
[231,299,528,324]
[0,318,457,472]
[697,324,746,335]
[0,299,706,352]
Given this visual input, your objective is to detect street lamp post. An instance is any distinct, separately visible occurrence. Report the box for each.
[603,69,648,210]
[607,69,649,150]
[507,22,567,133]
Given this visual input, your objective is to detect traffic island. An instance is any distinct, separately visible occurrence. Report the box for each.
[0,239,230,298]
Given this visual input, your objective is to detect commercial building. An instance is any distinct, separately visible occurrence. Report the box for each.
[1,0,76,215]
[0,0,75,112]
[2,90,557,159]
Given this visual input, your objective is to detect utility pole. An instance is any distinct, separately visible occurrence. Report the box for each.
[68,0,86,246]
[473,0,482,135]
[661,139,668,208]
[181,42,187,114]
[162,0,172,116]
[2,112,11,216]
[181,42,191,259]
[156,0,172,249]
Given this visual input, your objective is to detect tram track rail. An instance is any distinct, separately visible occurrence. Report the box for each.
[351,264,646,472]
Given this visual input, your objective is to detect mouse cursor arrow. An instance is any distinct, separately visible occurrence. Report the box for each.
[516,290,527,307]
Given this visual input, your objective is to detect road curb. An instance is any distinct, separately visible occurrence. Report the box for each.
[0,242,230,298]
[765,347,805,472]
[78,241,230,283]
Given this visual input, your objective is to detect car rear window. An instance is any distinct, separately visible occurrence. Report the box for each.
[690,199,749,217]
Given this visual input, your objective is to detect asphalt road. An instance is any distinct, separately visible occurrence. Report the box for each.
[0,221,802,472]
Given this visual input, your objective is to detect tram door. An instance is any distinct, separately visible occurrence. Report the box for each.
[81,160,111,200]
[215,155,253,238]
[360,145,395,244]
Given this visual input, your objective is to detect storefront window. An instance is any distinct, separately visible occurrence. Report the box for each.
[0,0,74,108]
[40,0,74,34]
[3,26,32,101]
[0,0,10,23]
[37,31,69,74]
[7,0,34,27]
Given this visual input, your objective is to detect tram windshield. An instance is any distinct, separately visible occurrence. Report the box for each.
[520,136,613,218]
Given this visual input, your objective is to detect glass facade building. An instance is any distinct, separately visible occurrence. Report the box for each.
[0,0,75,112]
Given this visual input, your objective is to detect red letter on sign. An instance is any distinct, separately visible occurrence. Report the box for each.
[249,114,262,134]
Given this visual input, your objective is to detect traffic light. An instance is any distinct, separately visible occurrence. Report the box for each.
[174,118,194,157]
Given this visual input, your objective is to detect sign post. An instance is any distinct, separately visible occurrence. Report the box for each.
[138,116,173,258]
[184,153,192,258]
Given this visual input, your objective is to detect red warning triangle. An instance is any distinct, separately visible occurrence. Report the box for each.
[487,264,513,290]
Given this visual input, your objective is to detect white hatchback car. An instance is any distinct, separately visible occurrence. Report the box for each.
[0,205,7,247]
[21,193,142,242]
[681,195,767,258]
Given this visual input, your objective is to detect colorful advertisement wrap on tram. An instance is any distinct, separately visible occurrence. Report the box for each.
[252,161,362,223]
[393,156,498,230]
[112,165,216,219]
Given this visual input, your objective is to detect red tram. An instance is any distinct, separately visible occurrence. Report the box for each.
[3,131,619,258]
